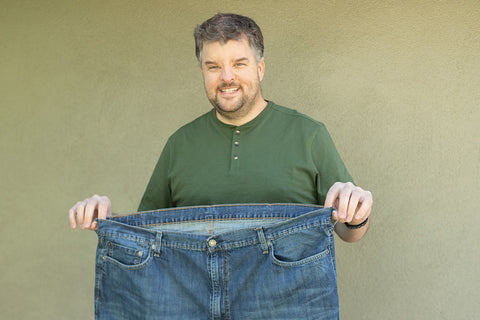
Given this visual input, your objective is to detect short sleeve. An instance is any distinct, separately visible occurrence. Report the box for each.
[137,139,173,211]
[312,123,354,204]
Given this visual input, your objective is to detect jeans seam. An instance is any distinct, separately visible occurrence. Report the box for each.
[163,243,206,251]
[95,253,102,303]
[223,249,231,320]
[113,203,325,217]
[99,232,152,244]
[268,221,324,241]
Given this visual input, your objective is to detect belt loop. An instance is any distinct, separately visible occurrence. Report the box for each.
[152,232,162,257]
[206,215,214,235]
[256,227,269,254]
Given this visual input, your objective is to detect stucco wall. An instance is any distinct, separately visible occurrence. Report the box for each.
[1,1,478,319]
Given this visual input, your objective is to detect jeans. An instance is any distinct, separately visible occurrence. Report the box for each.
[95,204,339,320]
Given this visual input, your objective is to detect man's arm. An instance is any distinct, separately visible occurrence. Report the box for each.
[324,182,373,242]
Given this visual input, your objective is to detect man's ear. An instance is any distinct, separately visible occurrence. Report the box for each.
[258,57,265,81]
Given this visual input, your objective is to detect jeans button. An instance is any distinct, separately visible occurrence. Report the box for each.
[208,239,217,247]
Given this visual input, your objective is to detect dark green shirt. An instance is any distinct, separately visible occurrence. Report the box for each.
[138,101,353,211]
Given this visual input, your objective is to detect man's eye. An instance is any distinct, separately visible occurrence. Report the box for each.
[235,63,246,67]
[208,66,219,70]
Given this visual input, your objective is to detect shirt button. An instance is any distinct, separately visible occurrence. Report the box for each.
[233,155,239,160]
[234,141,239,146]
[208,239,217,247]
[235,130,240,135]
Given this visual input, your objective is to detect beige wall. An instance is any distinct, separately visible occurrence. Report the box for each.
[1,1,478,319]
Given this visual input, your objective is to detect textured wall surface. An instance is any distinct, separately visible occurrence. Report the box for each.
[1,1,479,319]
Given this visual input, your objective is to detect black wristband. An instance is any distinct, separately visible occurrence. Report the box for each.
[344,217,369,229]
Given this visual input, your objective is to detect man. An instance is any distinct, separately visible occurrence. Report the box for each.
[69,13,372,243]
[70,13,373,319]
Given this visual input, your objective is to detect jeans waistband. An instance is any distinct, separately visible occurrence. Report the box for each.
[96,204,334,253]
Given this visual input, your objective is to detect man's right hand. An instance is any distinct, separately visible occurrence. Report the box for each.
[69,195,112,231]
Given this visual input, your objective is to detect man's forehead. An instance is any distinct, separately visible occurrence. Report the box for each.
[201,36,253,61]
[202,35,250,49]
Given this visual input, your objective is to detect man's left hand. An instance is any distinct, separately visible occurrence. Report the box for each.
[324,182,373,225]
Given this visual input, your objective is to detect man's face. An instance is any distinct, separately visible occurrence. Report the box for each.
[200,35,265,122]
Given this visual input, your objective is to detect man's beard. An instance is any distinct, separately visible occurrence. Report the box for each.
[208,82,261,121]
[211,94,246,114]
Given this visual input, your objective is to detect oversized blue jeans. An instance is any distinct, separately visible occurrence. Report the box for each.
[95,204,339,319]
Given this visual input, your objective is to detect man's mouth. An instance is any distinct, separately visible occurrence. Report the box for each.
[220,87,240,94]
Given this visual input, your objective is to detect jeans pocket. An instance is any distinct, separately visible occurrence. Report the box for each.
[100,237,153,270]
[269,224,332,267]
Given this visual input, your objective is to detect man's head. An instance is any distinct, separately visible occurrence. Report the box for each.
[194,13,267,126]
[194,13,264,63]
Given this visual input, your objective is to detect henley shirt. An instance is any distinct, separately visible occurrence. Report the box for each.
[138,100,353,211]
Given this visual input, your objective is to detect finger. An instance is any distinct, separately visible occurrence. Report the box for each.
[346,188,362,223]
[337,194,349,220]
[337,182,354,220]
[324,182,342,208]
[68,203,80,229]
[354,201,371,222]
[329,198,340,221]
[97,196,111,220]
[331,208,339,221]
[83,198,99,229]
[76,201,87,227]
[355,192,373,221]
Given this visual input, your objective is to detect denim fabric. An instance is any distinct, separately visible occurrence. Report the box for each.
[95,204,339,320]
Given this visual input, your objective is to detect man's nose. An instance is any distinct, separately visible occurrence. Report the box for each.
[220,66,235,83]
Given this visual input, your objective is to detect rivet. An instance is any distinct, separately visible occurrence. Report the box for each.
[208,239,217,247]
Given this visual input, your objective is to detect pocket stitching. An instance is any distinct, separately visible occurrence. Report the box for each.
[103,252,153,270]
[100,238,154,271]
[270,244,330,267]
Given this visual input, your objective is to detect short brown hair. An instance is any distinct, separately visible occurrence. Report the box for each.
[194,13,264,62]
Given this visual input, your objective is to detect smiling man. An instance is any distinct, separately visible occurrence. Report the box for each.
[135,13,372,241]
[69,13,372,319]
